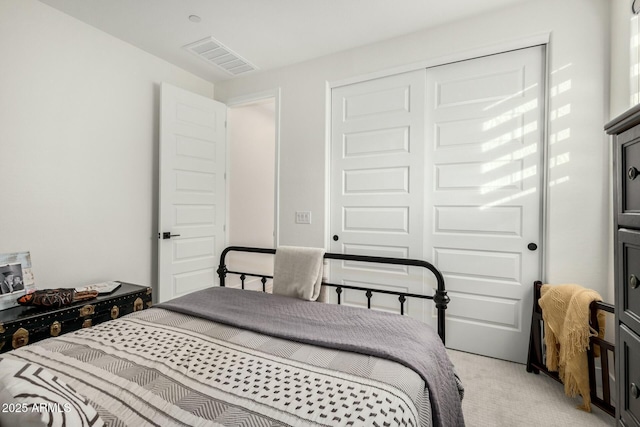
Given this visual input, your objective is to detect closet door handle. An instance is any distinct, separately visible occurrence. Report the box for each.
[628,166,639,180]
[630,274,639,290]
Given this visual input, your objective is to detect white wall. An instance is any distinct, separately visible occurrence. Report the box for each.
[0,0,214,289]
[226,100,276,287]
[215,0,612,296]
[609,0,639,119]
[608,0,634,306]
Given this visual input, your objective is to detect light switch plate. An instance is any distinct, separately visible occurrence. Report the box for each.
[295,211,311,224]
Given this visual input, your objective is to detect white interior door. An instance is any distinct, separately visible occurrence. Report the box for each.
[158,82,226,303]
[425,46,545,363]
[330,70,433,324]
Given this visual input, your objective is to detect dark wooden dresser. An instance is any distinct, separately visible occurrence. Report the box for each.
[0,282,152,354]
[606,106,640,427]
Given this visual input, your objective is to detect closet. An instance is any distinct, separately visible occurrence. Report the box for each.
[330,46,545,363]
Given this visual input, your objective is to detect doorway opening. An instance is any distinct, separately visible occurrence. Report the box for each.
[227,96,278,289]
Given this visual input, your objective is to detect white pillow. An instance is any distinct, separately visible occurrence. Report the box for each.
[0,357,104,427]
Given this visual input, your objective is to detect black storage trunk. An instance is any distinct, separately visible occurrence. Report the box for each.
[0,282,151,353]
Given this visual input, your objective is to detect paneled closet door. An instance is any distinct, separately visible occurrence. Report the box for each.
[330,46,544,363]
[425,46,545,363]
[330,70,431,325]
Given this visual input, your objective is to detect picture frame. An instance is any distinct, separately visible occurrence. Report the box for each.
[0,252,36,311]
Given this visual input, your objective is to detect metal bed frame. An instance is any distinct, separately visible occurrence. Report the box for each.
[217,246,450,344]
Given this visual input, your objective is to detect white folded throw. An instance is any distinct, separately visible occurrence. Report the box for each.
[272,246,325,301]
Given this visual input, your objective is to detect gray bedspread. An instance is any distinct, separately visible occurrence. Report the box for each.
[158,287,465,427]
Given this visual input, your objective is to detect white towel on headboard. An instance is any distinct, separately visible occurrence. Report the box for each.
[273,246,325,301]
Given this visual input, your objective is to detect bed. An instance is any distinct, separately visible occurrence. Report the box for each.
[0,246,464,427]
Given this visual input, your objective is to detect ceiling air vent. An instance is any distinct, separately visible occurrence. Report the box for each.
[183,36,258,76]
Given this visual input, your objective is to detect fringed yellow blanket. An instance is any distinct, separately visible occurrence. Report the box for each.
[538,284,605,412]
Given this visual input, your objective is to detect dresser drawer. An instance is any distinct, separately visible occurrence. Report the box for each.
[620,325,640,427]
[617,131,640,228]
[619,229,640,334]
[623,138,640,210]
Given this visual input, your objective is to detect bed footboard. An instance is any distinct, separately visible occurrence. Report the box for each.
[217,246,449,344]
[526,281,615,416]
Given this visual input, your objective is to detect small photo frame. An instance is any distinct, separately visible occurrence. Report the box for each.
[0,252,36,311]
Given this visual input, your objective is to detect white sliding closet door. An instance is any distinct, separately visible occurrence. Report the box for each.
[425,46,544,363]
[330,70,432,325]
[330,46,545,363]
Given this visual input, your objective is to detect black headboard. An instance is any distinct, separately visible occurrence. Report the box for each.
[217,246,449,344]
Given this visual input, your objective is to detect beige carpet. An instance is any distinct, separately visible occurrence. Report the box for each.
[447,349,615,427]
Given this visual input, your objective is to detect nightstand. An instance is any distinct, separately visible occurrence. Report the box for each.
[0,282,152,353]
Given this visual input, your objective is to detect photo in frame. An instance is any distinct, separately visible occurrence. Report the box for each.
[0,252,36,311]
[0,264,24,294]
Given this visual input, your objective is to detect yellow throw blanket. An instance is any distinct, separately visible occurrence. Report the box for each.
[538,284,605,412]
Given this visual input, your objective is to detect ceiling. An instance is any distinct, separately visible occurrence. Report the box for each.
[38,0,530,83]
